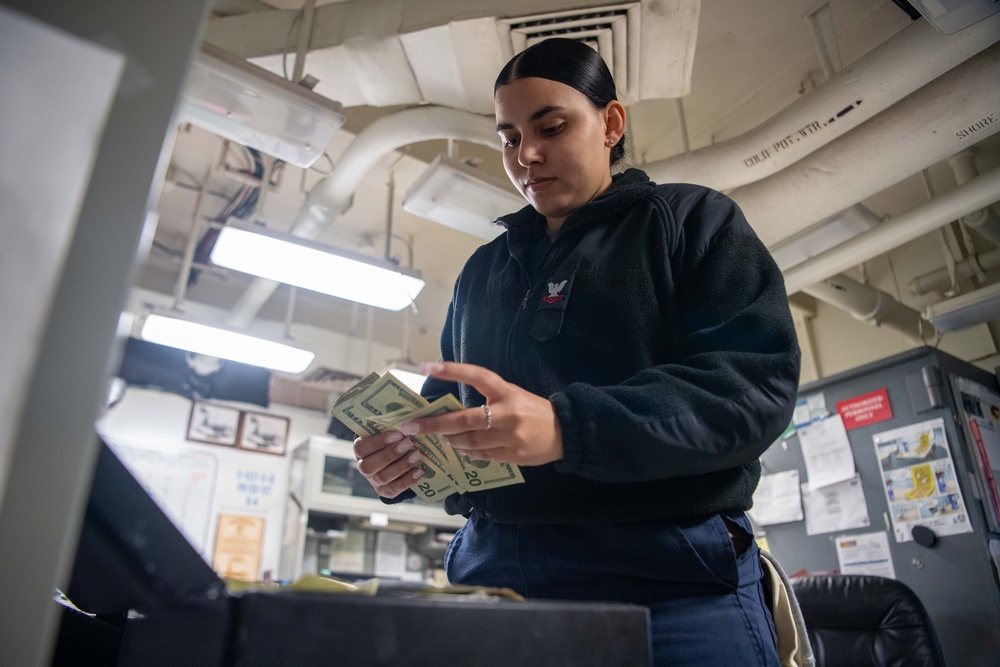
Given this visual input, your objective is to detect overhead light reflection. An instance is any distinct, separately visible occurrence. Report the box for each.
[210,227,425,311]
[141,314,315,373]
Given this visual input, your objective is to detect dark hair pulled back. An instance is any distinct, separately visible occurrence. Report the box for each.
[494,38,625,166]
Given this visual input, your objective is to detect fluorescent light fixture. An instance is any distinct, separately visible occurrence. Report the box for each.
[141,314,315,373]
[402,155,525,240]
[384,365,428,394]
[210,227,425,311]
[180,43,345,168]
[924,282,1000,332]
[770,204,880,272]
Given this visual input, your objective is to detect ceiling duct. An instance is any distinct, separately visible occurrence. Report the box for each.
[236,1,696,114]
[497,1,699,104]
[498,4,640,103]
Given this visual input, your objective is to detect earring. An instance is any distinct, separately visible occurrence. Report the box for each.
[606,138,615,147]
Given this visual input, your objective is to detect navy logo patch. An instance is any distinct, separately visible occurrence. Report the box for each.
[542,279,568,304]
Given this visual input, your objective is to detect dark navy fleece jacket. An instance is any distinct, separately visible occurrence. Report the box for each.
[415,168,801,524]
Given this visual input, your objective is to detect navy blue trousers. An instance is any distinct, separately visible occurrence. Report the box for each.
[445,511,779,667]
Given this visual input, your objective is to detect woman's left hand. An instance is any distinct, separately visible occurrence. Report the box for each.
[396,361,564,466]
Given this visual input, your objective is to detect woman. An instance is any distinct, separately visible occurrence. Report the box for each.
[354,38,800,666]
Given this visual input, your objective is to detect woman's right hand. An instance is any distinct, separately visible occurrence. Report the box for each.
[353,431,425,499]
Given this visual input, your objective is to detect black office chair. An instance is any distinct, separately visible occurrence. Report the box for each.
[790,575,946,667]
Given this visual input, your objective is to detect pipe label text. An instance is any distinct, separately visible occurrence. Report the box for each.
[742,99,863,169]
[956,114,996,141]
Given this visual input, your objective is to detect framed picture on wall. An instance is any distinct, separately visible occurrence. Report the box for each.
[238,411,290,456]
[186,401,240,447]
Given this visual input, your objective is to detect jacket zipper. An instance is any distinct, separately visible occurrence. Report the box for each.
[485,235,567,520]
[505,234,566,383]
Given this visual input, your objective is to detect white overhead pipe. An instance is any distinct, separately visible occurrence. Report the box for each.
[732,43,1000,248]
[803,274,933,344]
[226,106,498,328]
[796,4,941,351]
[783,168,1000,294]
[642,14,999,192]
[296,107,497,237]
[910,247,1000,297]
[947,149,1000,243]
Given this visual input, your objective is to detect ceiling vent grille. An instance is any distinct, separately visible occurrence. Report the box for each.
[498,4,641,105]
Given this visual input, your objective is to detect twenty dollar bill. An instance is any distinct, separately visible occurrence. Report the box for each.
[331,372,524,502]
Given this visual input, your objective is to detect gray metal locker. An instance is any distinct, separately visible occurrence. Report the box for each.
[759,347,1000,667]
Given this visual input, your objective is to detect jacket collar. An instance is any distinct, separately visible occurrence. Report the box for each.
[496,168,655,245]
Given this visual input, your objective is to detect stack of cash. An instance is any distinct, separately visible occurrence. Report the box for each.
[331,372,524,502]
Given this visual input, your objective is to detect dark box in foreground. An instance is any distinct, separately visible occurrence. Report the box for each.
[227,591,650,666]
[69,441,651,666]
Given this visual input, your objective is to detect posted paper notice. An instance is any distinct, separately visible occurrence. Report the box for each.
[801,474,871,536]
[835,531,896,579]
[799,414,856,490]
[749,470,804,526]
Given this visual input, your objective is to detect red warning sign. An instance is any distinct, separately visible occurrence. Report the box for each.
[836,388,893,430]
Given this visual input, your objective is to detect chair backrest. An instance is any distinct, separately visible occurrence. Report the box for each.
[790,575,946,667]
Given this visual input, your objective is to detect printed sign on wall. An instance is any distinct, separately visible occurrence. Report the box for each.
[213,514,265,581]
[837,388,893,430]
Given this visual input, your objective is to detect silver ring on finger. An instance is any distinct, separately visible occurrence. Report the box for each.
[482,403,493,431]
